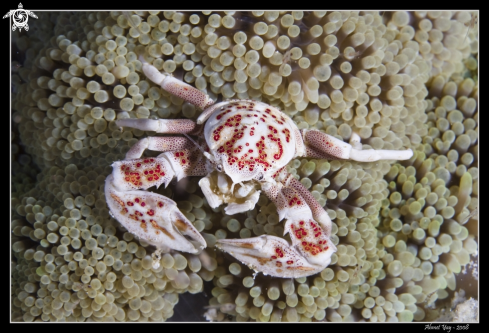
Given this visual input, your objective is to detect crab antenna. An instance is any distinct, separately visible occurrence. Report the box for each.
[183,133,205,154]
[182,133,218,164]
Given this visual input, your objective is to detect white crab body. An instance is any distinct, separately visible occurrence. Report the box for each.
[204,100,303,184]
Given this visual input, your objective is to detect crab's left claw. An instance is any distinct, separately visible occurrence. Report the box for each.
[105,174,206,254]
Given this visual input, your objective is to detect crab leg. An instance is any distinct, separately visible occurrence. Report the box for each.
[105,174,206,257]
[196,101,228,125]
[164,147,208,180]
[277,170,332,236]
[139,55,214,110]
[124,136,194,159]
[301,129,413,162]
[116,118,199,134]
[216,180,336,278]
[112,155,176,191]
[115,144,208,192]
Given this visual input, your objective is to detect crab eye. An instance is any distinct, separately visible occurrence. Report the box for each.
[216,164,223,172]
[256,173,264,181]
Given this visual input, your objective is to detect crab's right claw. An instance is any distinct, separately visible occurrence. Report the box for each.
[216,235,327,278]
[221,180,337,278]
[105,175,206,253]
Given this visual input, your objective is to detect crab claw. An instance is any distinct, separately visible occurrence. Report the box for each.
[216,180,337,278]
[216,235,330,278]
[105,174,206,254]
[112,156,175,191]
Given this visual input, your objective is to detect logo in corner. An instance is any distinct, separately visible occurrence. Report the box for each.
[3,3,37,32]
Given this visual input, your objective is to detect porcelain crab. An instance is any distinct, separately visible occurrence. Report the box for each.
[105,56,413,277]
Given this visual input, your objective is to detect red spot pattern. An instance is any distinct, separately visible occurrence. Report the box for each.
[288,195,302,207]
[174,151,188,166]
[282,128,291,143]
[150,220,160,235]
[290,221,308,239]
[290,219,330,256]
[120,158,165,188]
[265,108,286,125]
[108,190,173,235]
[121,164,142,187]
[155,139,207,178]
[304,130,345,159]
[110,194,125,210]
[267,125,284,161]
[211,101,291,175]
[165,80,212,110]
[272,167,286,180]
[140,220,147,232]
[171,146,206,174]
[304,243,323,255]
[275,248,284,258]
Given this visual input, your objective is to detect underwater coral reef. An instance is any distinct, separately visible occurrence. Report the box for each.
[11,10,478,322]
